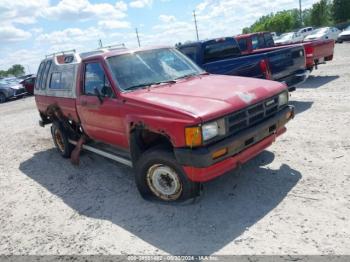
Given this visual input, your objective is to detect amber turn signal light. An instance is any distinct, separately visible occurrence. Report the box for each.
[185,127,202,147]
[212,147,228,159]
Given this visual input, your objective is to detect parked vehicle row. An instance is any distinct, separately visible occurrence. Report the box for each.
[177,37,308,91]
[0,78,27,103]
[29,26,343,202]
[0,75,36,103]
[234,32,335,71]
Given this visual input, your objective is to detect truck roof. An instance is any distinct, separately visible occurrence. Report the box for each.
[177,37,237,47]
[235,32,270,39]
[83,45,171,61]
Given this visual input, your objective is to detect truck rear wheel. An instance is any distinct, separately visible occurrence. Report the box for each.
[51,122,73,158]
[135,148,200,202]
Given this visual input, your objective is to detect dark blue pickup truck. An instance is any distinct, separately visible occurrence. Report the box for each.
[177,37,309,91]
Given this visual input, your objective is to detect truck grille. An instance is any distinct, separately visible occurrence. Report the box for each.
[226,94,282,135]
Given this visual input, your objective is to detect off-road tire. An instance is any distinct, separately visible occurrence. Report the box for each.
[134,148,200,202]
[51,121,74,158]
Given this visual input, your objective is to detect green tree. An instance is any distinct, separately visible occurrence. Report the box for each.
[332,0,350,23]
[302,8,312,26]
[242,27,251,34]
[310,0,331,26]
[6,64,25,77]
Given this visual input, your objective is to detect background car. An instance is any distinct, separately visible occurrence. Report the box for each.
[20,76,36,95]
[304,27,340,41]
[274,32,304,45]
[297,26,314,39]
[337,25,350,43]
[0,79,27,103]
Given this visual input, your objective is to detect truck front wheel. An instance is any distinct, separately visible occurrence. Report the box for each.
[135,148,200,202]
[51,122,73,158]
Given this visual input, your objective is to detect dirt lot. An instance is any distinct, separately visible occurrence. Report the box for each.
[0,43,349,256]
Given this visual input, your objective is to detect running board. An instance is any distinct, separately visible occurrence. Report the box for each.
[68,140,133,167]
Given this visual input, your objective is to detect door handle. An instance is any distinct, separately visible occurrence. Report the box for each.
[81,100,88,106]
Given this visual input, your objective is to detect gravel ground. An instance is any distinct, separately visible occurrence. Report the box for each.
[0,43,349,256]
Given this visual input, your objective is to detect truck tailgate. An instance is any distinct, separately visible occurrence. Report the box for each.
[267,46,305,81]
[311,39,334,61]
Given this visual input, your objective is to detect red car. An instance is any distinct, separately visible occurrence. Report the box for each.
[235,32,335,71]
[20,76,36,95]
[34,47,294,202]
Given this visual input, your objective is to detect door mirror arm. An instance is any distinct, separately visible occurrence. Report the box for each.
[94,87,104,104]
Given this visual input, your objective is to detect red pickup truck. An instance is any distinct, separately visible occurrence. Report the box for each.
[34,47,294,202]
[235,32,335,71]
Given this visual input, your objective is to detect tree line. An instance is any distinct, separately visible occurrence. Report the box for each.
[242,0,350,34]
[0,64,25,78]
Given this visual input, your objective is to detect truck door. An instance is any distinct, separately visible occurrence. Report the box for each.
[76,61,128,149]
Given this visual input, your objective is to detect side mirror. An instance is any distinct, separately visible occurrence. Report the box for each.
[94,87,104,104]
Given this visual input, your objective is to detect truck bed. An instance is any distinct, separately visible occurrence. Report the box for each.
[178,37,307,90]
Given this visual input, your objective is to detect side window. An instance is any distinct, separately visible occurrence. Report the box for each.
[258,35,265,48]
[49,70,74,90]
[35,62,45,90]
[264,34,274,47]
[251,36,258,49]
[41,60,52,89]
[179,47,198,62]
[84,63,113,97]
[50,72,62,89]
[238,39,248,51]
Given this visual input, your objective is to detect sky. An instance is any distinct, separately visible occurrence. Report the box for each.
[0,0,319,73]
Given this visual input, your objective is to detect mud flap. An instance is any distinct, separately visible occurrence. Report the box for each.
[70,136,86,165]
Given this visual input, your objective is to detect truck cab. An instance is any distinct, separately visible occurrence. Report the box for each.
[35,47,294,202]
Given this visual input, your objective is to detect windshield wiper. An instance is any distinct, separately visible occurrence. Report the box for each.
[125,80,176,91]
[174,73,198,80]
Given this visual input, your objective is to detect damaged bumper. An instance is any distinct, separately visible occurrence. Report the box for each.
[174,105,294,182]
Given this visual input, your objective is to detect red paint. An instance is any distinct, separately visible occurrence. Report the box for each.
[36,47,290,182]
[235,32,335,70]
[20,77,36,95]
[183,127,286,182]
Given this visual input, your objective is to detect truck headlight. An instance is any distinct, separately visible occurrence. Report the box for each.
[278,91,289,107]
[185,119,226,147]
[202,121,219,141]
[202,118,226,142]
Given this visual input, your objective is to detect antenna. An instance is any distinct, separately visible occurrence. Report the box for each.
[193,10,199,41]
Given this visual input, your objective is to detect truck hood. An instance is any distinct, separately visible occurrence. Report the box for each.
[123,74,286,121]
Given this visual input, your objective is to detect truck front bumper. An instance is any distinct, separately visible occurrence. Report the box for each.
[174,106,294,182]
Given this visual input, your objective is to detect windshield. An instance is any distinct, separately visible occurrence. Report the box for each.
[107,48,205,91]
[277,33,294,41]
[312,28,328,34]
[345,26,350,31]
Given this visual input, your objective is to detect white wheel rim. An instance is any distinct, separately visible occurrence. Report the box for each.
[146,164,182,200]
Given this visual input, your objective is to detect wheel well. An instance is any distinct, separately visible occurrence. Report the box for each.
[130,128,173,163]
